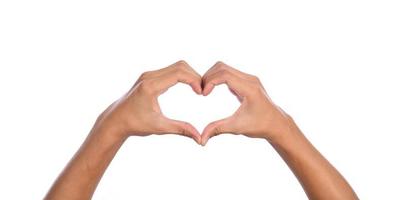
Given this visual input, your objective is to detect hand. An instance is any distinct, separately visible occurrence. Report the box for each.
[201,62,294,145]
[46,61,358,200]
[95,60,202,144]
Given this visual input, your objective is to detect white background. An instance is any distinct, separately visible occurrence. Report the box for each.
[0,0,405,199]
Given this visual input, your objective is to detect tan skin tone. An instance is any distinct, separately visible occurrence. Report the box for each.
[45,61,358,200]
[201,62,359,200]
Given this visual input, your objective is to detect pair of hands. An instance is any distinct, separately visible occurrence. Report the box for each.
[46,61,359,200]
[96,61,293,145]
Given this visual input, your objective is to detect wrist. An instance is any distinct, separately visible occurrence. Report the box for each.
[264,117,300,146]
[90,125,128,147]
[92,117,129,143]
[95,112,131,139]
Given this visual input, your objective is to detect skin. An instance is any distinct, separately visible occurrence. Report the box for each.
[201,62,359,200]
[45,61,202,200]
[45,61,358,200]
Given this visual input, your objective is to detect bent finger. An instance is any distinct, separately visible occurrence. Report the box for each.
[141,67,202,96]
[202,69,249,98]
[203,61,258,84]
[135,60,201,91]
[161,117,201,144]
[201,118,233,146]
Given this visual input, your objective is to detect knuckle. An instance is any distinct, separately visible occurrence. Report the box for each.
[180,126,190,136]
[177,60,187,65]
[250,83,263,94]
[213,126,222,136]
[137,80,155,94]
[139,71,151,80]
[211,122,222,133]
[180,129,187,136]
[174,68,188,76]
[248,76,261,85]
[214,126,221,134]
[183,121,192,127]
[180,121,190,130]
[174,60,188,68]
[218,69,231,78]
[215,61,226,68]
[252,75,260,82]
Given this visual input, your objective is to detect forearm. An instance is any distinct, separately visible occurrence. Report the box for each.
[45,124,126,200]
[269,119,358,200]
[45,61,203,199]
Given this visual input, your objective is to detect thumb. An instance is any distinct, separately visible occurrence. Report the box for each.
[160,117,201,144]
[201,118,233,146]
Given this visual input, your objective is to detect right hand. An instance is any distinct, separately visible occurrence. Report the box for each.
[201,62,295,145]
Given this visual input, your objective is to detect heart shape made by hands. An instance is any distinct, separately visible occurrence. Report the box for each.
[159,83,240,135]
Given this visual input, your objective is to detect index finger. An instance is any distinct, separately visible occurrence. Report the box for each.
[143,66,202,96]
[202,68,250,98]
[203,61,258,83]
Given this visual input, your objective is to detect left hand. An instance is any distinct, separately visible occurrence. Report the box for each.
[94,60,203,144]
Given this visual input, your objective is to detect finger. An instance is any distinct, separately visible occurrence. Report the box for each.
[164,61,202,94]
[171,60,202,81]
[201,118,233,146]
[202,61,222,79]
[203,61,258,84]
[160,60,202,82]
[202,68,249,98]
[203,63,244,101]
[134,64,175,87]
[203,62,267,98]
[160,117,201,144]
[135,60,201,88]
[143,66,202,95]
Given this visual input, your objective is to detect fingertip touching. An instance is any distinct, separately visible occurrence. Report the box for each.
[201,119,226,146]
